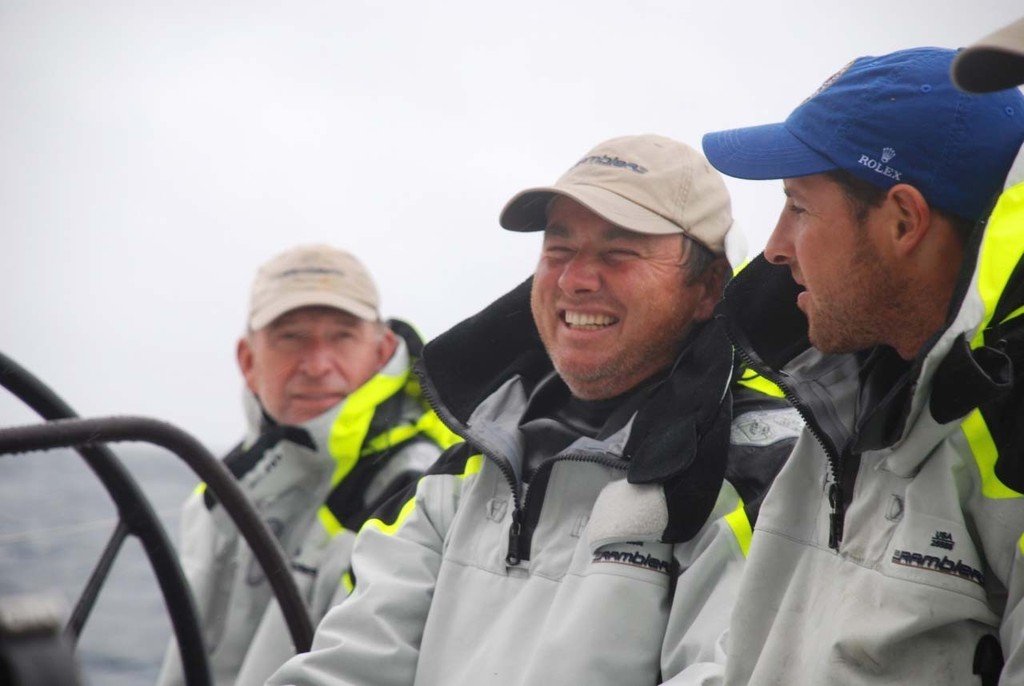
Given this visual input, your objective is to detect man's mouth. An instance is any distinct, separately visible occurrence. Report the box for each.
[561,310,618,329]
[293,392,345,404]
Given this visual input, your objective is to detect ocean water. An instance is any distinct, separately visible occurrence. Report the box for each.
[0,443,204,685]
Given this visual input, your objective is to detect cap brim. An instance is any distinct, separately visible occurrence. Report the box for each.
[952,50,1024,93]
[701,122,837,180]
[250,292,378,330]
[499,184,686,236]
[953,16,1024,93]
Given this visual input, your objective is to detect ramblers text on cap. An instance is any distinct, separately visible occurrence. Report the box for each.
[499,134,735,258]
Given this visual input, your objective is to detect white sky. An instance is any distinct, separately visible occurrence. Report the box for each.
[2,1,1020,452]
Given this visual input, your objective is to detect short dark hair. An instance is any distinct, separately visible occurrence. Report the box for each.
[682,236,718,284]
[825,169,976,244]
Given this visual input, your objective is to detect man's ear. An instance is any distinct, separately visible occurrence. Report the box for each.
[237,336,259,394]
[886,184,932,257]
[376,327,399,368]
[693,257,731,322]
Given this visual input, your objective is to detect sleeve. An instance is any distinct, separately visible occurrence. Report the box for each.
[237,443,444,686]
[967,472,1024,681]
[155,487,237,686]
[266,448,472,686]
[658,485,750,685]
[960,416,1024,681]
[659,388,800,685]
[998,538,1024,682]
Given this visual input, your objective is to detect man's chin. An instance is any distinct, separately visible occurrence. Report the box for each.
[284,397,345,425]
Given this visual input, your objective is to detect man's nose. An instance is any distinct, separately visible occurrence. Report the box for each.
[557,253,601,293]
[298,340,334,376]
[763,220,795,266]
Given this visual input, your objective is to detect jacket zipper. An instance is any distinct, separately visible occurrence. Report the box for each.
[507,451,629,566]
[416,370,631,564]
[730,342,848,551]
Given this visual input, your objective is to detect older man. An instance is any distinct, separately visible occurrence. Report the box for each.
[158,245,456,686]
[268,134,801,686]
[703,47,1024,684]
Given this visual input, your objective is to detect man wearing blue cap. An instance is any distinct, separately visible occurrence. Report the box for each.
[703,47,1024,684]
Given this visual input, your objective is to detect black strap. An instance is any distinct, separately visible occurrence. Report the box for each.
[322,434,433,531]
[973,634,1004,686]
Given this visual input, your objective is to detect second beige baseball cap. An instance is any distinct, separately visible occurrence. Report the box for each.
[499,134,734,256]
[248,244,380,330]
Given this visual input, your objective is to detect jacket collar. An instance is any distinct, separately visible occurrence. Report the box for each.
[718,196,1024,463]
[418,277,738,542]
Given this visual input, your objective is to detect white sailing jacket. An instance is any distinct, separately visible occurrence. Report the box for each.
[268,278,802,686]
[157,330,457,686]
[715,158,1024,684]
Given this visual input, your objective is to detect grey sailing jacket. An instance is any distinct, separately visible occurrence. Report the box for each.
[158,329,456,686]
[268,278,801,686]
[715,160,1024,684]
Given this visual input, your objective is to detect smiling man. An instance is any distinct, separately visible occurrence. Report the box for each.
[158,245,457,686]
[267,135,802,686]
[703,47,1024,684]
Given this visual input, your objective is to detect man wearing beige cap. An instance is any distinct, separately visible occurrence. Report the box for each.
[158,245,458,686]
[269,135,801,686]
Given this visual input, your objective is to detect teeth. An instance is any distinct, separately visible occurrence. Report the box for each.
[564,311,616,328]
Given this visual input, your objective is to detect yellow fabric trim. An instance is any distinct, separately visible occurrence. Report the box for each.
[414,410,462,450]
[724,500,752,557]
[1019,534,1024,558]
[194,482,207,496]
[361,425,420,456]
[318,507,346,537]
[317,370,411,536]
[327,369,410,487]
[358,410,461,456]
[970,182,1024,349]
[961,409,1023,499]
[736,368,785,399]
[362,496,417,536]
[341,571,355,594]
[1000,303,1024,327]
[362,454,484,536]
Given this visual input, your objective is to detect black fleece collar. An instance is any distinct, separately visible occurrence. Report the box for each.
[417,277,738,543]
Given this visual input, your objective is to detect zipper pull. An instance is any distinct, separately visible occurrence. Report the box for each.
[505,508,523,566]
[828,482,844,550]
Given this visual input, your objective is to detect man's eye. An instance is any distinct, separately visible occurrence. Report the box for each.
[787,202,806,215]
[603,248,640,262]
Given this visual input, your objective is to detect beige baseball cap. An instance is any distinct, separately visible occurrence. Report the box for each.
[953,16,1024,93]
[247,244,380,330]
[499,134,734,256]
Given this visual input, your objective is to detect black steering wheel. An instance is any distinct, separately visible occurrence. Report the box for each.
[0,351,313,686]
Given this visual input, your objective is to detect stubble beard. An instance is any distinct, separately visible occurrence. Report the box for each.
[807,240,904,355]
[543,312,692,401]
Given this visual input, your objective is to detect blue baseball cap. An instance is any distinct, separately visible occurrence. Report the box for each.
[702,47,1024,222]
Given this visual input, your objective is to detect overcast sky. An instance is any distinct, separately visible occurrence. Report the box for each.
[2,1,1021,452]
